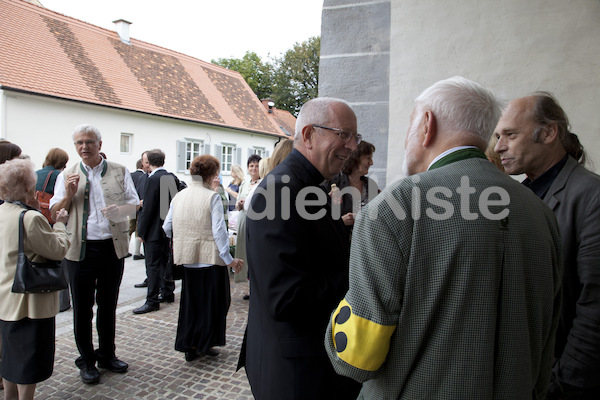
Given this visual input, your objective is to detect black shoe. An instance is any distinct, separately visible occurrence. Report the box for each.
[133,254,145,260]
[243,294,250,300]
[159,294,175,303]
[134,279,148,288]
[98,357,128,373]
[185,351,198,362]
[205,348,220,357]
[125,253,132,258]
[132,303,159,314]
[80,366,100,384]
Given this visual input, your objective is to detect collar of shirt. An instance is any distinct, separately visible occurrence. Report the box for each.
[427,146,479,171]
[149,166,165,177]
[81,159,112,240]
[522,154,568,199]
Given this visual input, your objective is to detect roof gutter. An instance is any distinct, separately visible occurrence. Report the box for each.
[0,86,287,139]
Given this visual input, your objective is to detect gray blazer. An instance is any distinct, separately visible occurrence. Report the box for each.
[544,156,600,390]
[326,158,563,399]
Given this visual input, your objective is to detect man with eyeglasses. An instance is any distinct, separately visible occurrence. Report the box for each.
[50,124,139,385]
[239,97,362,399]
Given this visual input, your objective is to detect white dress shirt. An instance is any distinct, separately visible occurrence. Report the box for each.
[51,159,139,240]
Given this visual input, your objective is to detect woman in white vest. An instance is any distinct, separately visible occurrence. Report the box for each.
[162,155,243,362]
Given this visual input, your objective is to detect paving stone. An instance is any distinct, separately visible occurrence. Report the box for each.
[35,259,254,399]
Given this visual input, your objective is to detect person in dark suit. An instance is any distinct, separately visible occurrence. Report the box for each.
[133,149,179,314]
[239,97,362,399]
[495,92,600,399]
[129,156,147,262]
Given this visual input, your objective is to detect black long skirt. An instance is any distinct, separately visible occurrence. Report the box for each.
[175,265,231,355]
[0,316,55,384]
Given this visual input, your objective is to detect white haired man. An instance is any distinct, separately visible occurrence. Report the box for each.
[50,124,139,384]
[240,97,362,399]
[325,77,563,399]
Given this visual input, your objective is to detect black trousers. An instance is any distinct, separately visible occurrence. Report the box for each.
[65,240,124,367]
[145,237,174,307]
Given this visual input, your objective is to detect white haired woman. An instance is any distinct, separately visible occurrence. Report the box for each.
[0,159,70,400]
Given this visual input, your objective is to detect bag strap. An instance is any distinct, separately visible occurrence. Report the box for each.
[18,210,26,256]
[41,170,53,192]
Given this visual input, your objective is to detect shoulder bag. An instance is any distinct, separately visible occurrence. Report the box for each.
[11,210,68,294]
[35,170,55,222]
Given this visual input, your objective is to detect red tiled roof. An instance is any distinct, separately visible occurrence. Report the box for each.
[0,0,288,138]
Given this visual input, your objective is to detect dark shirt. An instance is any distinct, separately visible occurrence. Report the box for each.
[228,183,239,211]
[35,166,61,194]
[522,155,568,199]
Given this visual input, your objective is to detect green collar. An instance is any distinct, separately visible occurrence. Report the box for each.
[428,148,487,171]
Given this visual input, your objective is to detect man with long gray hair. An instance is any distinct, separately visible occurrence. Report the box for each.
[495,92,600,399]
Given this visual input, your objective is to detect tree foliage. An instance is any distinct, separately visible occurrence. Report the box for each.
[211,51,274,101]
[211,36,320,116]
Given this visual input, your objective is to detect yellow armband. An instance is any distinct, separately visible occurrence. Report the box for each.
[330,299,396,371]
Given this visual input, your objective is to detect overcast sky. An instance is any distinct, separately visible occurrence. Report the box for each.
[40,0,324,62]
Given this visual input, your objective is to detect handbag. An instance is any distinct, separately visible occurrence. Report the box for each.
[11,210,68,294]
[164,238,183,282]
[35,171,54,222]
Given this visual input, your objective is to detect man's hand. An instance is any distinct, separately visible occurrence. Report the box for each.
[101,204,119,220]
[65,173,80,199]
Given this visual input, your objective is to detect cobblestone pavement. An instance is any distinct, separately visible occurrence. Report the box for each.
[35,257,253,400]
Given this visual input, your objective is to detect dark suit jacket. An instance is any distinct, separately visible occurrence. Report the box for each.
[544,156,600,390]
[137,168,178,242]
[130,169,147,200]
[241,149,361,399]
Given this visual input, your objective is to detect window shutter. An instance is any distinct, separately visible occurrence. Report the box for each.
[176,140,186,172]
[215,144,222,160]
[266,150,270,157]
[201,142,208,155]
[236,147,242,165]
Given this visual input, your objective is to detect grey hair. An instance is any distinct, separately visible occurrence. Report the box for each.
[72,124,102,141]
[294,97,352,139]
[415,76,502,145]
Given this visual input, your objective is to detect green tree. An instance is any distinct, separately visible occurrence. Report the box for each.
[271,36,320,116]
[211,51,273,100]
[211,37,320,116]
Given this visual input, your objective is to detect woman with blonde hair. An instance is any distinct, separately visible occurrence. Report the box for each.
[0,159,70,400]
[225,164,244,211]
[268,139,294,173]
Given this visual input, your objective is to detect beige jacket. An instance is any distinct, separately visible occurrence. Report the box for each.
[62,161,130,261]
[0,202,70,321]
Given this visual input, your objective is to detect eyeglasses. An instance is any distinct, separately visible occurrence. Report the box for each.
[313,125,362,145]
[74,140,99,147]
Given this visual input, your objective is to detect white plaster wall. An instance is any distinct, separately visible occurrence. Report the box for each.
[0,91,279,187]
[388,0,600,183]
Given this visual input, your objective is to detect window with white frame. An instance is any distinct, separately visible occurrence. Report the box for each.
[176,139,205,172]
[220,144,235,173]
[120,133,132,154]
[252,147,266,158]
